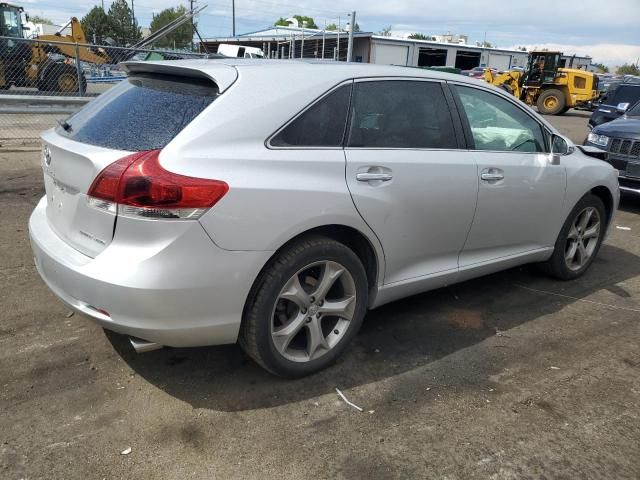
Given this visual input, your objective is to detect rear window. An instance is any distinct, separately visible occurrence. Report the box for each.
[270,84,352,148]
[59,74,218,151]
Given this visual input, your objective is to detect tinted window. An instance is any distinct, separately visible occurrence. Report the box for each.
[347,80,457,149]
[271,84,352,147]
[59,74,218,151]
[454,85,546,153]
[610,85,640,105]
[627,100,640,116]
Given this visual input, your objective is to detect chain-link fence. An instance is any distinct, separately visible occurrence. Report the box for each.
[0,36,206,146]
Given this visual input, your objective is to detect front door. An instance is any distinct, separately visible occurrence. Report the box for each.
[451,84,566,268]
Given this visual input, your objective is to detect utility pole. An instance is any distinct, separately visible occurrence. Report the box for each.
[190,0,194,51]
[337,16,340,61]
[300,21,305,59]
[347,11,356,63]
[321,21,326,60]
[232,0,236,36]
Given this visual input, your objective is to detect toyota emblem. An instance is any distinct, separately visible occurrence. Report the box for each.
[43,145,52,166]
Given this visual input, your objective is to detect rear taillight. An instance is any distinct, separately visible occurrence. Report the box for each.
[87,150,228,220]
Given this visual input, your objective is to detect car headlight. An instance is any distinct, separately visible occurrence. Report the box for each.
[587,132,610,147]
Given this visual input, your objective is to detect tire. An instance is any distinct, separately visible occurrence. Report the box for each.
[537,88,566,115]
[560,106,571,114]
[239,235,369,377]
[40,63,87,94]
[541,194,607,280]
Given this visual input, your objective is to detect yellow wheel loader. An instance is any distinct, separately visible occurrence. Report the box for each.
[484,51,599,115]
[0,2,109,93]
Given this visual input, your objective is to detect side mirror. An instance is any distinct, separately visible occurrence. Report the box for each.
[617,102,630,114]
[550,134,571,165]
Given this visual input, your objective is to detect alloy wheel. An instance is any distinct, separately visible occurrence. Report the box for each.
[564,206,601,271]
[270,260,356,362]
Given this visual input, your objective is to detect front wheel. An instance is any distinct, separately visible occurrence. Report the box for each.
[541,194,606,280]
[239,236,369,377]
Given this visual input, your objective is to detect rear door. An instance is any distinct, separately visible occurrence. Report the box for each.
[344,79,478,285]
[451,83,565,268]
[41,72,221,257]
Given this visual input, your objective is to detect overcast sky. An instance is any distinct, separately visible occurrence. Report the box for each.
[25,0,640,67]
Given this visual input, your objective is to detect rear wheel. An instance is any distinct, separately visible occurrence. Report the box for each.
[537,88,566,115]
[541,194,606,280]
[239,236,368,377]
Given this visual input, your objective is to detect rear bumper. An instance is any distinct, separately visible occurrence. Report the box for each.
[29,196,273,347]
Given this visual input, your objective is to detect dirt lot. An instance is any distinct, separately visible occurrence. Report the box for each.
[1,111,639,479]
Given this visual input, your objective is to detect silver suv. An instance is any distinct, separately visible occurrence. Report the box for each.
[29,60,619,377]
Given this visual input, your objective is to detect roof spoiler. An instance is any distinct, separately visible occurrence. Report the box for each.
[120,61,238,93]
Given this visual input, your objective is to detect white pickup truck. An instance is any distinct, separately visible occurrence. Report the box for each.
[217,44,264,58]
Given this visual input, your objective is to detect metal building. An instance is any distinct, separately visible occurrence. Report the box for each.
[200,26,593,71]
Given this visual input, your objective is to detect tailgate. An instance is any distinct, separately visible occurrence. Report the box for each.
[41,130,130,257]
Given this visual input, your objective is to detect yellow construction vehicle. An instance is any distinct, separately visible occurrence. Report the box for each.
[0,2,109,93]
[484,51,599,115]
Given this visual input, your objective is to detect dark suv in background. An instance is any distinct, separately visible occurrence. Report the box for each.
[589,83,640,128]
[586,100,640,195]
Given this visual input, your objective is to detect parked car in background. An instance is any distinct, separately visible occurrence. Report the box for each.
[589,83,640,128]
[29,60,619,377]
[585,100,640,195]
[467,66,498,78]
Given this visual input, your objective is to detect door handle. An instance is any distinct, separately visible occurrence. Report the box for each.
[356,172,393,182]
[480,172,504,181]
[480,169,504,182]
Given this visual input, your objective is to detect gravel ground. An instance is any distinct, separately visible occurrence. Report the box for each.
[1,112,639,479]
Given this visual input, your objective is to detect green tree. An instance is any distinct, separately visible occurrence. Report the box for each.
[29,15,53,25]
[476,41,494,47]
[378,25,392,36]
[352,22,360,32]
[617,63,640,75]
[81,6,113,44]
[592,63,609,73]
[274,15,317,29]
[408,33,432,40]
[149,5,193,49]
[326,23,338,31]
[516,46,528,52]
[108,0,141,46]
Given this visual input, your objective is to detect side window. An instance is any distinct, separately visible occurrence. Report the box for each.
[347,80,458,149]
[453,85,546,153]
[270,84,352,147]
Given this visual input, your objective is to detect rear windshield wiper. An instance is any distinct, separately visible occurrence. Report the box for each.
[57,119,72,132]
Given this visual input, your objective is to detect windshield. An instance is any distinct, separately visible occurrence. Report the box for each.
[59,73,219,151]
[0,7,22,38]
[627,100,640,117]
[604,85,640,106]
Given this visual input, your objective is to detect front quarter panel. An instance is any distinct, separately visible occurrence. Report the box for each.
[562,149,619,227]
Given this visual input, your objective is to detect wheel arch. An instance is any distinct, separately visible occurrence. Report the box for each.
[590,185,615,224]
[244,224,383,317]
